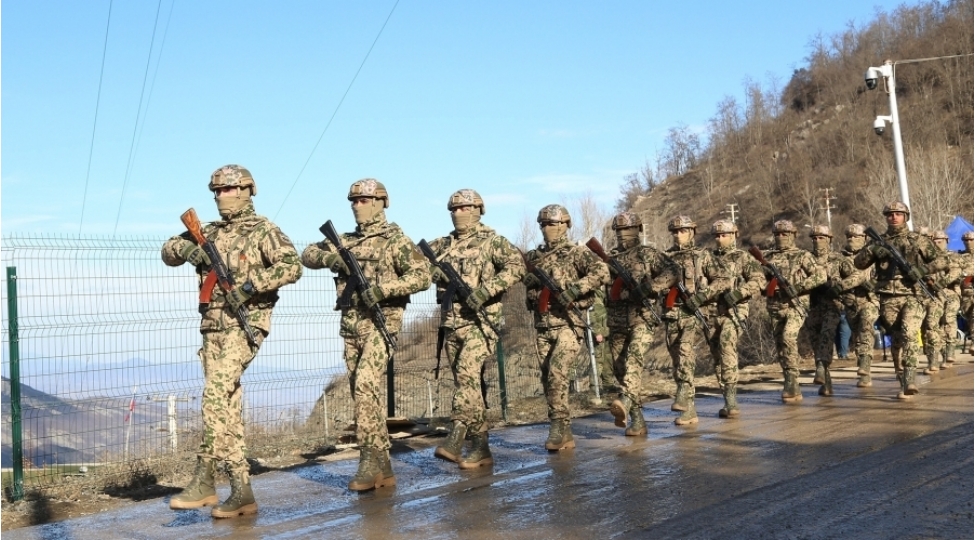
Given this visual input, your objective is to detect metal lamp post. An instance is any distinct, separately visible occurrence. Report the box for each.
[865,59,913,230]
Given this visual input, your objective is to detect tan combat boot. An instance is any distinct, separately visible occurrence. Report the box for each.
[674,398,699,425]
[210,472,257,518]
[434,420,467,463]
[719,384,740,418]
[609,395,632,428]
[169,457,218,510]
[459,431,493,469]
[348,447,396,491]
[781,370,802,403]
[671,382,690,412]
[856,355,873,387]
[625,405,647,436]
[544,419,576,451]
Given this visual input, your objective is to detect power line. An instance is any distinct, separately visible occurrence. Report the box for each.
[273,0,401,221]
[112,0,166,238]
[78,0,114,236]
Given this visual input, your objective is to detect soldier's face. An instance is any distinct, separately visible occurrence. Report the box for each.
[540,221,568,244]
[671,228,694,246]
[811,235,831,250]
[774,232,795,249]
[714,232,735,249]
[616,227,640,249]
[934,238,947,251]
[450,204,480,232]
[351,197,383,224]
[846,235,866,252]
[965,239,974,252]
[885,212,906,227]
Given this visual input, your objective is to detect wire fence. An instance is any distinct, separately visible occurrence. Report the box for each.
[1,234,598,494]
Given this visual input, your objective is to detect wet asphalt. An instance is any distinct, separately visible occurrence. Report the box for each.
[6,358,973,540]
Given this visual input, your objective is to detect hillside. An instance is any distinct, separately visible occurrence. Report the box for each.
[619,0,973,247]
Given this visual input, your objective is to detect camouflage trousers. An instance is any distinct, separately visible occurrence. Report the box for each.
[804,303,842,365]
[768,302,807,375]
[942,290,960,357]
[608,323,656,406]
[845,299,879,364]
[536,325,582,421]
[198,327,265,481]
[706,314,742,386]
[878,294,923,370]
[344,318,396,451]
[665,314,705,393]
[921,296,945,362]
[593,339,616,388]
[443,323,495,433]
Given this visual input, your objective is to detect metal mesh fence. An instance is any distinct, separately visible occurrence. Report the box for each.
[1,234,580,492]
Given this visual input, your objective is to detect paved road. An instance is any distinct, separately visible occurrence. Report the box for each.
[7,359,973,539]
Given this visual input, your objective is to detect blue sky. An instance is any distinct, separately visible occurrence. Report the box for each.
[2,0,907,246]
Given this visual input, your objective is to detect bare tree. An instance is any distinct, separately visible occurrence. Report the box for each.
[514,211,539,251]
[565,191,611,244]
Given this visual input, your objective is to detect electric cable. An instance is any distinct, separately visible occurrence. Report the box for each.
[78,0,114,236]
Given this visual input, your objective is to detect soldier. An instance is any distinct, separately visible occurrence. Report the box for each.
[803,225,858,396]
[660,215,714,425]
[960,232,974,353]
[854,202,948,399]
[162,165,302,518]
[301,179,430,490]
[426,189,525,469]
[590,289,617,394]
[931,230,964,369]
[523,204,610,449]
[759,220,826,403]
[838,225,880,388]
[603,212,678,435]
[918,228,947,373]
[701,220,764,418]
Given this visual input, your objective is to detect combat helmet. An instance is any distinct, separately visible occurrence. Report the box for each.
[537,204,572,228]
[711,220,738,235]
[963,231,974,241]
[447,189,485,214]
[882,201,910,218]
[808,225,832,238]
[772,220,798,234]
[916,226,931,238]
[209,165,257,196]
[667,215,697,232]
[612,211,642,230]
[348,178,390,208]
[845,224,866,237]
[933,230,948,241]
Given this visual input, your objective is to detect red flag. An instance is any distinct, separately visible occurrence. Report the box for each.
[123,396,136,423]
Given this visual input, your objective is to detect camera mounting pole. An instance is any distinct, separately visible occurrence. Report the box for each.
[865,60,912,230]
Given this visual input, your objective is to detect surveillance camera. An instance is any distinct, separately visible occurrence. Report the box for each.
[864,67,881,90]
[873,117,886,136]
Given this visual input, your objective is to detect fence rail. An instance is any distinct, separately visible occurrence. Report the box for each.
[1,234,588,496]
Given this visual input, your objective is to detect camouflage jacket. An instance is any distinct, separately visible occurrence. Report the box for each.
[761,246,826,310]
[604,244,678,329]
[662,244,715,320]
[161,204,302,333]
[524,237,610,330]
[301,217,430,336]
[590,289,609,337]
[929,248,965,298]
[700,246,765,320]
[853,227,949,297]
[837,247,877,308]
[427,222,525,331]
[809,248,858,311]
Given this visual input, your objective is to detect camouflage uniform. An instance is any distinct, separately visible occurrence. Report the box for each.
[853,202,949,399]
[837,225,880,387]
[661,216,714,424]
[427,195,524,467]
[929,232,964,369]
[603,215,678,434]
[590,290,616,391]
[163,165,301,516]
[761,221,826,402]
[803,226,857,396]
[959,233,974,351]
[701,221,764,417]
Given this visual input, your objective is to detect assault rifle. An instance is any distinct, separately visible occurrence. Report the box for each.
[664,280,712,338]
[181,208,258,346]
[417,239,498,407]
[520,251,592,332]
[584,237,662,326]
[864,227,935,300]
[748,245,807,316]
[320,220,397,352]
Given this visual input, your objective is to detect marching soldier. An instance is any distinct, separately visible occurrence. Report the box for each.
[917,228,947,373]
[804,225,858,396]
[931,230,963,369]
[661,215,714,425]
[523,204,610,450]
[838,225,880,387]
[759,220,826,403]
[960,232,974,353]
[603,212,678,435]
[162,165,302,518]
[426,190,525,469]
[301,179,430,490]
[854,202,948,399]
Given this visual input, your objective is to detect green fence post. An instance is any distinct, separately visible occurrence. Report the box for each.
[6,267,24,501]
[496,338,509,423]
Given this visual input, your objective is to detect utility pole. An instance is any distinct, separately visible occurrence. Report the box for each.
[820,188,837,227]
[722,203,740,224]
